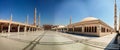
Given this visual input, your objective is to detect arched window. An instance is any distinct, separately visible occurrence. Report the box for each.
[80,27,82,32]
[92,26,94,32]
[107,29,108,32]
[89,27,92,32]
[87,27,88,32]
[95,26,97,32]
[103,28,105,32]
[88,27,90,32]
[84,27,86,32]
[101,27,105,32]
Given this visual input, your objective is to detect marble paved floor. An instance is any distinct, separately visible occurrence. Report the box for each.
[0,31,111,50]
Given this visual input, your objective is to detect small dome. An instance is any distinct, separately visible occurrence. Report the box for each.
[81,17,99,22]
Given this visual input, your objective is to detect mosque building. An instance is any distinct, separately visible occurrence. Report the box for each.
[55,0,119,37]
[65,17,114,36]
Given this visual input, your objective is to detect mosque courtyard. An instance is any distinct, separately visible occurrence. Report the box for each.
[0,31,118,50]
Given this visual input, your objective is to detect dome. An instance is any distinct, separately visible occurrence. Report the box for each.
[81,17,99,22]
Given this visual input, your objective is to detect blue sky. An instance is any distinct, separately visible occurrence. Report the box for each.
[0,0,120,28]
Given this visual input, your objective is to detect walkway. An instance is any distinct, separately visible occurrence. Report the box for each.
[0,31,118,50]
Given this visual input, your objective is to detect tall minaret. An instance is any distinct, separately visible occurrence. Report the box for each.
[10,13,12,21]
[26,14,29,24]
[70,16,72,25]
[119,12,120,31]
[38,13,40,27]
[10,8,12,21]
[114,0,117,31]
[34,8,37,26]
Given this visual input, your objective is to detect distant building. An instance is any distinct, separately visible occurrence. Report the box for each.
[52,25,65,31]
[43,25,53,30]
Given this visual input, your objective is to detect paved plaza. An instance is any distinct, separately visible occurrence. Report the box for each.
[0,31,118,50]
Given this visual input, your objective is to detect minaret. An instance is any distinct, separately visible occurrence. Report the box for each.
[118,12,120,31]
[26,14,29,24]
[70,16,72,25]
[10,13,12,21]
[8,13,12,33]
[67,16,72,32]
[34,8,37,26]
[10,8,12,22]
[38,13,40,27]
[114,0,117,31]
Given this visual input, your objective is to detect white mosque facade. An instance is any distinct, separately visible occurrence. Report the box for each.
[55,17,114,37]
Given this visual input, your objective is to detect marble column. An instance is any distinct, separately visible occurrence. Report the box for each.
[91,26,92,32]
[82,26,84,32]
[32,28,34,31]
[93,27,95,32]
[28,27,30,31]
[1,25,3,33]
[8,24,11,33]
[24,26,26,32]
[67,26,69,32]
[73,27,74,32]
[18,25,20,32]
[34,28,35,31]
[97,25,101,36]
